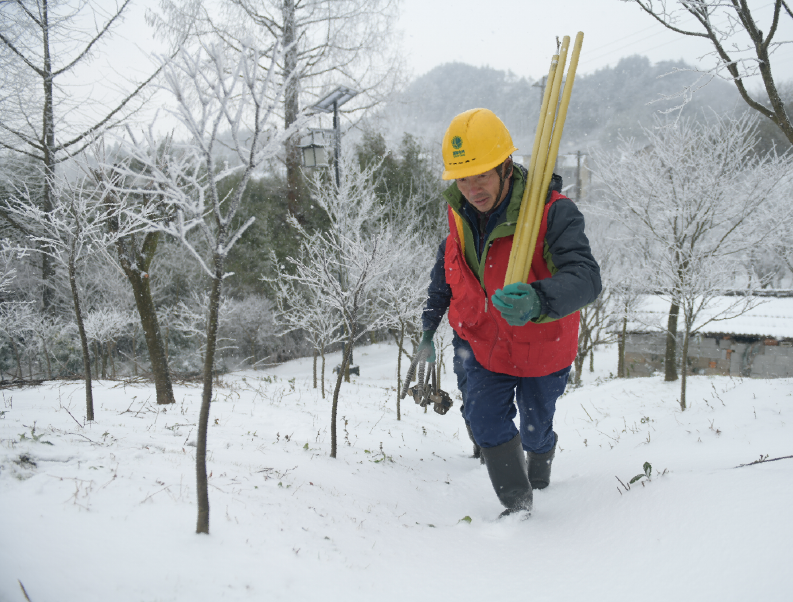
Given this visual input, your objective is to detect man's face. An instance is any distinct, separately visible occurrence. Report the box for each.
[456,165,511,213]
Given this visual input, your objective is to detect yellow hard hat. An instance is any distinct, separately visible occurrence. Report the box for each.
[441,108,518,180]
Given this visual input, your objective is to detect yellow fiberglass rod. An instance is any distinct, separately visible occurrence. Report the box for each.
[504,54,558,284]
[506,35,570,286]
[519,31,585,283]
[505,32,584,287]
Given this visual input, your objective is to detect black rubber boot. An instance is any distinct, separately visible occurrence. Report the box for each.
[527,432,557,490]
[464,421,484,464]
[480,434,532,517]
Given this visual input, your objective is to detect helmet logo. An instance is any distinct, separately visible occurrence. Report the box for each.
[451,136,465,158]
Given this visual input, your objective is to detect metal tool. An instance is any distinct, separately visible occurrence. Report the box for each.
[400,349,453,416]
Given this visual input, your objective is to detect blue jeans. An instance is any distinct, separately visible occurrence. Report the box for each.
[462,345,571,454]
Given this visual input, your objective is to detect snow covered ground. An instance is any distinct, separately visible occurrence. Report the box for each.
[1,342,791,602]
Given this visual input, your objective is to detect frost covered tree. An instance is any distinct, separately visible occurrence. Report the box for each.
[83,308,132,380]
[594,113,793,408]
[153,0,402,219]
[271,273,344,398]
[92,147,179,404]
[572,278,615,386]
[3,174,127,420]
[276,156,401,457]
[171,292,233,369]
[611,254,646,379]
[0,242,26,297]
[0,0,166,307]
[0,302,34,380]
[111,40,300,534]
[22,310,63,380]
[569,214,646,382]
[376,194,434,419]
[223,295,278,369]
[623,0,793,143]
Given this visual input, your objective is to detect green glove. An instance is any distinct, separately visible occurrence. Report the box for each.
[491,283,541,326]
[417,330,436,363]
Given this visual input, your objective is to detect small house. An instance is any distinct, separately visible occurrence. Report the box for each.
[621,295,793,379]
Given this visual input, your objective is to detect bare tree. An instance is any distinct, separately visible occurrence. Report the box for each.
[0,302,34,379]
[111,40,300,534]
[153,0,403,219]
[623,0,793,143]
[271,272,344,398]
[0,242,26,296]
[23,310,62,379]
[277,156,401,457]
[0,0,168,307]
[594,113,793,408]
[171,291,233,369]
[572,214,647,381]
[224,295,278,368]
[377,231,432,418]
[3,173,127,420]
[93,150,178,404]
[83,307,132,380]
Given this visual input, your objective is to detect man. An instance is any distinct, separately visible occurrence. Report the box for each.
[418,108,601,517]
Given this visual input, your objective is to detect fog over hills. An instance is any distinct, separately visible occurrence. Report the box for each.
[376,55,744,154]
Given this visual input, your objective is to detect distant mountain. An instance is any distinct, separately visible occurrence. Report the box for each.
[380,56,743,154]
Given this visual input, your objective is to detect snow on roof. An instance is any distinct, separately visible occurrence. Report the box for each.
[624,295,793,339]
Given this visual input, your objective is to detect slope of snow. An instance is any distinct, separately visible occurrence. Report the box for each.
[1,343,791,601]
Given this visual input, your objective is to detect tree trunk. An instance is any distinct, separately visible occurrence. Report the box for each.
[321,346,326,399]
[344,339,352,382]
[8,337,22,379]
[249,332,257,367]
[41,337,53,379]
[330,328,355,458]
[93,341,100,379]
[573,351,585,386]
[282,0,303,220]
[40,0,56,311]
[664,302,679,381]
[111,228,174,403]
[124,264,175,404]
[396,323,404,421]
[618,315,627,378]
[312,347,317,389]
[196,265,224,534]
[589,348,594,372]
[69,255,94,422]
[680,327,691,412]
[132,324,138,376]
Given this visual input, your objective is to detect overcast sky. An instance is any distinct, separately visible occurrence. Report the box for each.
[96,0,791,130]
[396,0,793,85]
[115,0,793,85]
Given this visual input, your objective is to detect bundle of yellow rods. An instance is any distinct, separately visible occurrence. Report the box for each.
[504,32,584,286]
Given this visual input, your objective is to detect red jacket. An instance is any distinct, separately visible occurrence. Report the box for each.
[445,192,580,377]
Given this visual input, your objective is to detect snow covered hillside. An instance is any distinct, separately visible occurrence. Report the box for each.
[1,343,791,601]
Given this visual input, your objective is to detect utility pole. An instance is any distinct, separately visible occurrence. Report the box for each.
[311,86,360,378]
[333,101,341,187]
[532,75,547,110]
